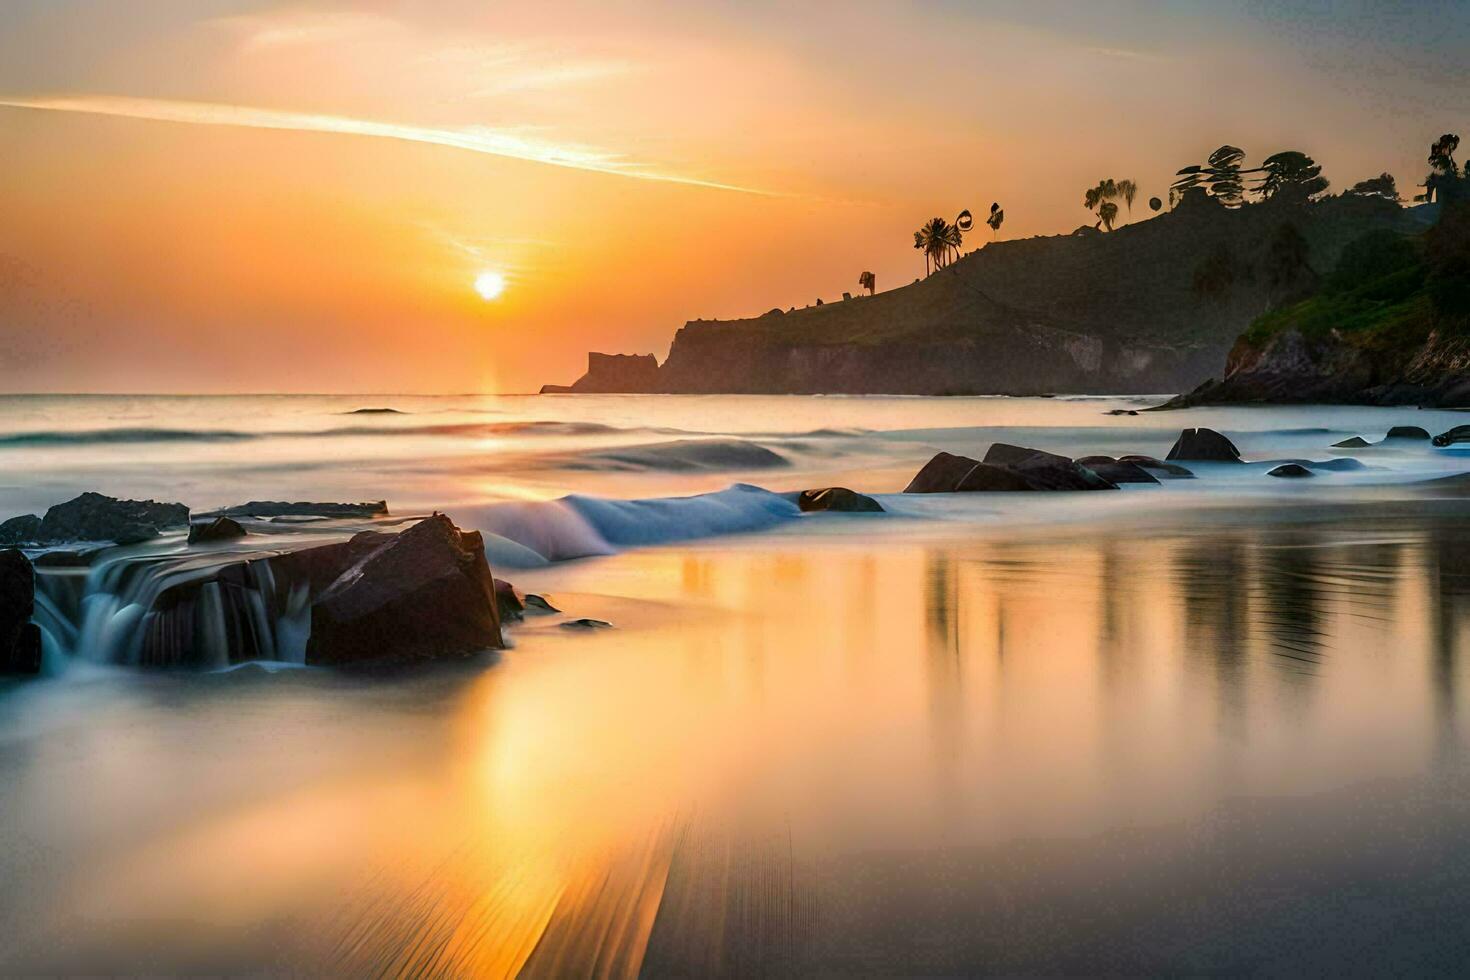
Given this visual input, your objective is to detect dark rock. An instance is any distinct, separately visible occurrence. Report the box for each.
[188,516,246,545]
[903,452,987,493]
[203,500,388,519]
[36,492,189,544]
[524,594,559,614]
[1332,436,1372,448]
[982,444,1118,491]
[267,531,391,596]
[561,618,612,630]
[798,487,884,512]
[1267,463,1314,478]
[494,578,524,621]
[0,514,40,545]
[347,407,404,414]
[0,549,38,674]
[1104,409,1140,416]
[1434,425,1470,447]
[1074,456,1161,485]
[1385,426,1431,441]
[1166,428,1242,462]
[552,352,661,394]
[954,463,1037,492]
[306,515,504,666]
[1118,455,1196,478]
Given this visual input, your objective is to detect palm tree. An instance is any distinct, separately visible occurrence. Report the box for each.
[1117,179,1138,215]
[1098,201,1119,232]
[914,217,961,274]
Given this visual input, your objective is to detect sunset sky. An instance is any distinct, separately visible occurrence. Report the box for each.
[1,0,1467,393]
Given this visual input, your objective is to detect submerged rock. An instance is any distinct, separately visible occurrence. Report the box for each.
[561,618,612,630]
[1433,425,1470,447]
[1332,436,1372,448]
[306,514,503,666]
[524,594,559,614]
[1075,455,1161,485]
[0,549,39,674]
[1118,455,1195,478]
[33,492,189,545]
[1385,426,1430,441]
[798,487,884,513]
[1166,428,1242,462]
[204,500,388,519]
[188,516,246,545]
[494,578,524,621]
[903,452,988,493]
[1268,463,1315,478]
[983,444,1118,491]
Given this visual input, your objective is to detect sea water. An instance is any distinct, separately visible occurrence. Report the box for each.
[5,393,1470,973]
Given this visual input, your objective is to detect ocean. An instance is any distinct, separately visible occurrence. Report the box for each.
[5,392,1470,973]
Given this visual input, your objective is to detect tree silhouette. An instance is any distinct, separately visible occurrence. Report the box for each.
[1173,145,1249,206]
[986,202,1005,238]
[1117,179,1138,215]
[1422,134,1462,203]
[1083,178,1136,230]
[1256,151,1329,203]
[1345,173,1399,201]
[914,217,963,274]
[1098,201,1119,232]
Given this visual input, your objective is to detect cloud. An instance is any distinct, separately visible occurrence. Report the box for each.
[0,94,771,195]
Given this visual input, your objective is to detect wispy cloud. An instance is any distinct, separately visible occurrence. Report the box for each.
[0,94,771,195]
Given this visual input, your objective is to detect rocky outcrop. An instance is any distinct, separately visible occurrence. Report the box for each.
[1166,428,1242,462]
[903,446,1118,493]
[1118,455,1195,478]
[798,487,884,512]
[544,195,1409,395]
[1268,463,1314,478]
[1075,456,1162,485]
[0,549,40,674]
[983,444,1117,491]
[542,352,661,394]
[306,515,503,666]
[188,517,246,544]
[3,493,190,546]
[201,501,388,519]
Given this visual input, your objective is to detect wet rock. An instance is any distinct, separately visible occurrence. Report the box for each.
[1433,425,1470,447]
[561,618,612,630]
[954,463,1036,492]
[494,578,524,621]
[1074,455,1161,485]
[1165,428,1242,462]
[1385,426,1430,441]
[982,444,1118,491]
[1332,436,1372,448]
[36,492,189,544]
[203,500,388,519]
[0,549,39,675]
[0,514,40,545]
[903,452,987,493]
[1104,409,1140,416]
[1118,455,1196,478]
[1267,463,1314,478]
[798,487,884,513]
[267,531,392,596]
[524,594,559,614]
[306,515,504,666]
[188,516,246,545]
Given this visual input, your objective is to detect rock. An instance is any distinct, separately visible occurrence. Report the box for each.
[1074,456,1161,485]
[1434,425,1470,447]
[0,514,40,545]
[36,492,189,544]
[1118,455,1196,478]
[267,531,392,596]
[1385,426,1430,441]
[524,594,559,614]
[982,444,1118,491]
[203,500,388,519]
[0,549,39,674]
[188,516,246,545]
[1104,409,1140,416]
[903,452,987,493]
[305,515,504,666]
[539,384,574,394]
[494,578,524,621]
[1307,457,1365,471]
[1267,463,1314,478]
[347,407,404,414]
[798,487,884,513]
[550,352,661,394]
[1165,428,1242,462]
[561,618,612,630]
[1332,436,1372,448]
[954,463,1037,492]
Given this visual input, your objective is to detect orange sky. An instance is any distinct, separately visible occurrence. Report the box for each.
[0,1,1465,392]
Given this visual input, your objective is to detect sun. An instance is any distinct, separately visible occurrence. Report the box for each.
[474,270,506,301]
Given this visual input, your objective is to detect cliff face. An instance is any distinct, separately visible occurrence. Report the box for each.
[545,194,1413,395]
[541,352,660,393]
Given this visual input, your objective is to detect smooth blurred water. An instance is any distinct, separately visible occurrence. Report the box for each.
[6,394,1470,973]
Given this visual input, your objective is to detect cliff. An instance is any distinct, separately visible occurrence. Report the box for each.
[540,352,660,394]
[1161,202,1470,408]
[544,193,1417,395]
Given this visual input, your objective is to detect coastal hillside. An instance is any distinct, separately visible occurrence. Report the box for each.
[546,193,1414,395]
[1162,201,1470,407]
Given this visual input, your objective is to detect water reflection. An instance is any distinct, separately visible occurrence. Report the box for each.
[7,510,1470,973]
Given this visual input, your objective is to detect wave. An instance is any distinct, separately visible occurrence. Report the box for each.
[0,419,670,448]
[457,484,804,566]
[0,427,260,446]
[549,438,792,472]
